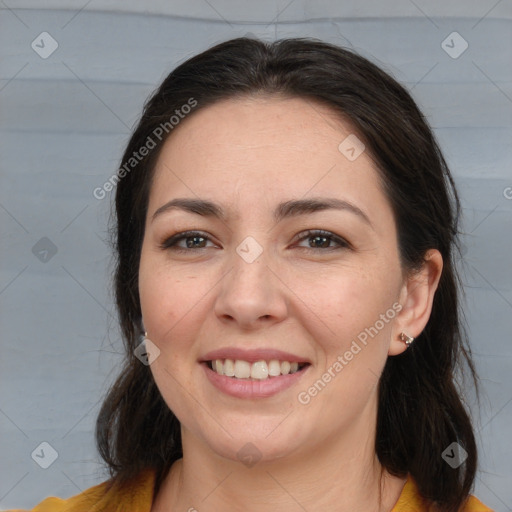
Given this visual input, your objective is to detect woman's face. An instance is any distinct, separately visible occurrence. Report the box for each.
[139,96,408,464]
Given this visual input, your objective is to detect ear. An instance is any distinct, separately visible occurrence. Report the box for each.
[388,249,443,356]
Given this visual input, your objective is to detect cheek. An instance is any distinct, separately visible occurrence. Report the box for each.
[289,261,399,351]
[139,254,203,338]
[138,253,207,421]
[292,266,400,421]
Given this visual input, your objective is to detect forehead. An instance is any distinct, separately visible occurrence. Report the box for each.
[159,95,354,159]
[149,96,391,225]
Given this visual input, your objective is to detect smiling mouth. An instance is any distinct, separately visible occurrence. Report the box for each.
[205,359,310,380]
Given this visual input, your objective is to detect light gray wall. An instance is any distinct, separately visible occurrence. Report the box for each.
[1,2,511,510]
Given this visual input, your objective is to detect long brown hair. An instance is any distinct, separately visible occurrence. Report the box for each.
[96,37,479,511]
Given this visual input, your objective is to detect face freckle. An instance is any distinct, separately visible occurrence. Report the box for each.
[138,95,405,464]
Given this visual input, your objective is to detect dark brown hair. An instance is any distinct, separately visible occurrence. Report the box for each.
[96,37,479,511]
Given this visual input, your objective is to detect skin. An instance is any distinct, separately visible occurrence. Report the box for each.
[139,95,443,512]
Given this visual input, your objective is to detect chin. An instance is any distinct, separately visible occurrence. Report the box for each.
[197,415,307,463]
[210,436,298,467]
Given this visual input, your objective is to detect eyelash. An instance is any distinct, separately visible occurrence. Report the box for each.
[160,229,350,253]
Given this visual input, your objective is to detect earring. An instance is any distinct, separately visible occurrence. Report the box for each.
[399,332,414,347]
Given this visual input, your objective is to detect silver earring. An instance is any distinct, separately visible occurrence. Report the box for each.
[399,332,414,347]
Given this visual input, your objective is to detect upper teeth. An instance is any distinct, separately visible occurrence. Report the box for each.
[211,359,302,380]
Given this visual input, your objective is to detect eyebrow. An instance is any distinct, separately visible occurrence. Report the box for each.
[151,197,373,228]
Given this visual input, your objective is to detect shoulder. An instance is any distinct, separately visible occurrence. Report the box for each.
[392,475,494,512]
[4,468,156,512]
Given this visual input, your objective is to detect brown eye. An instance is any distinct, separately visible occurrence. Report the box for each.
[185,235,207,248]
[295,230,349,251]
[309,235,331,248]
[160,231,215,251]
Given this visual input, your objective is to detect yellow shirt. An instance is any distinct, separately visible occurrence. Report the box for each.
[6,469,493,512]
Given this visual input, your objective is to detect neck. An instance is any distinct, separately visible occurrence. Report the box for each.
[152,416,407,512]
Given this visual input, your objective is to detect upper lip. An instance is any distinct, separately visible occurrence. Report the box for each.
[200,348,311,364]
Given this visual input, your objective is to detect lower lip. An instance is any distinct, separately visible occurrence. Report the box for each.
[202,363,309,399]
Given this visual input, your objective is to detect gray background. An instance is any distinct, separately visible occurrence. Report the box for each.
[1,1,511,510]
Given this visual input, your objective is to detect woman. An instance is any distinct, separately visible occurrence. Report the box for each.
[11,37,493,511]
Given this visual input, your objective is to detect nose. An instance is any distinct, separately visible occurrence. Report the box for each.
[213,247,288,330]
